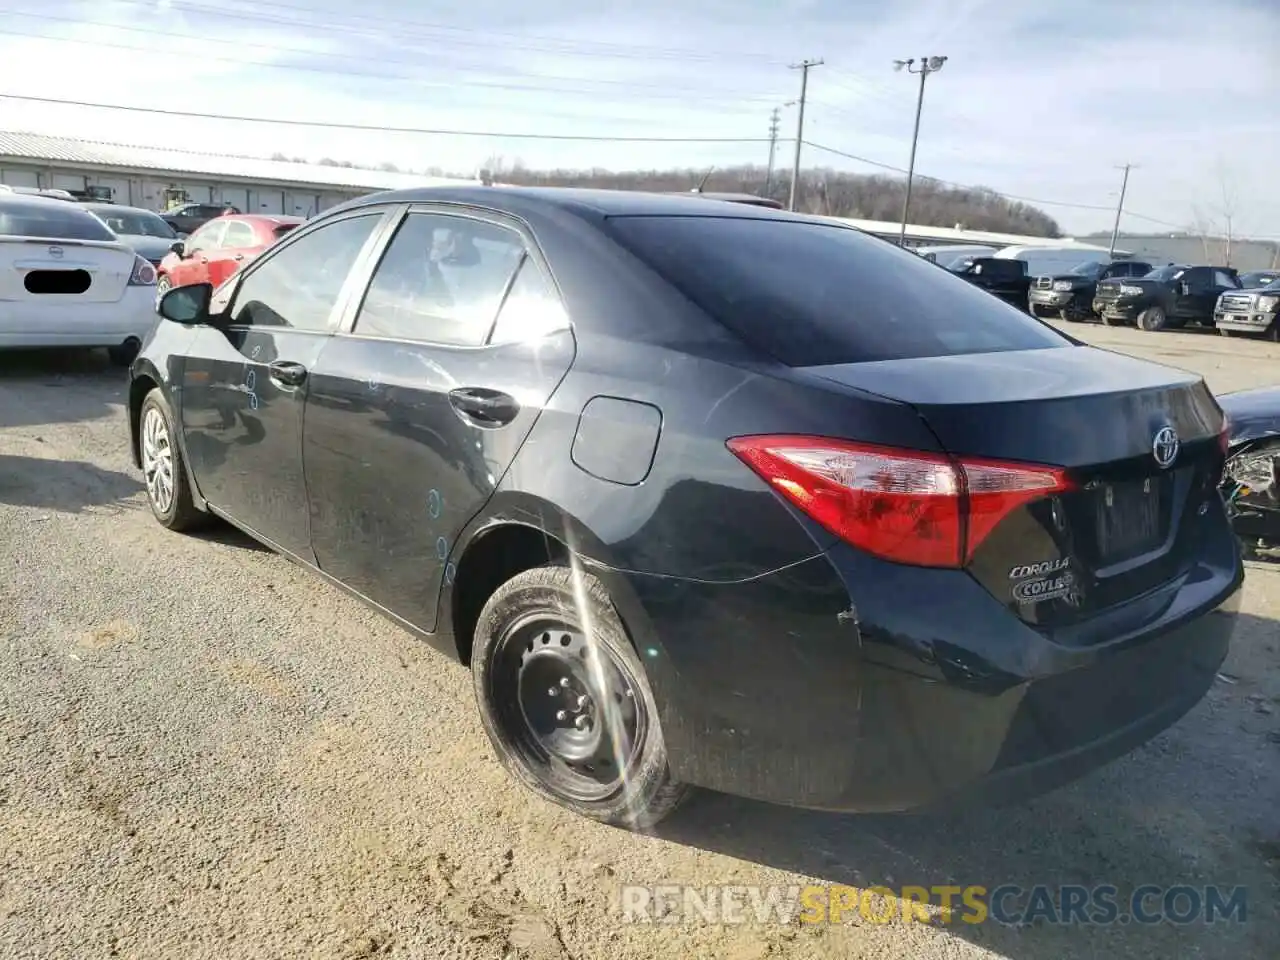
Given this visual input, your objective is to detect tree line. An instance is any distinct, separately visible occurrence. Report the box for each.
[266,152,1063,238]
[489,161,1062,237]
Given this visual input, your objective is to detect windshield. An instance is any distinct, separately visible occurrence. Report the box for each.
[606,215,1069,366]
[1068,261,1106,277]
[1142,265,1182,280]
[1240,271,1280,288]
[88,208,176,238]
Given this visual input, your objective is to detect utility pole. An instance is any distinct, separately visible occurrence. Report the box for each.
[892,55,948,246]
[787,58,823,212]
[1108,163,1135,258]
[765,107,781,194]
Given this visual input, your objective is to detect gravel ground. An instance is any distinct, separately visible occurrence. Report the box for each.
[1,322,1277,960]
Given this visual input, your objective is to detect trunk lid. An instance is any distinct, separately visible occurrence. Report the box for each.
[0,237,135,304]
[805,346,1227,631]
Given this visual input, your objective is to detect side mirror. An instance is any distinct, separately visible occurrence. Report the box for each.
[157,282,213,325]
[169,240,186,258]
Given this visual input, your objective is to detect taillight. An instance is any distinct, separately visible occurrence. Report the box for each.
[129,255,157,286]
[727,436,1073,569]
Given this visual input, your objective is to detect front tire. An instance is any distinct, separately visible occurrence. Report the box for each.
[471,564,687,830]
[1137,305,1168,331]
[139,388,205,531]
[156,274,172,298]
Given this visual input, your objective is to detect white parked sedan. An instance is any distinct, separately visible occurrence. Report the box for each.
[0,192,159,364]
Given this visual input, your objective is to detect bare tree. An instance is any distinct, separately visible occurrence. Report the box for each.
[1189,205,1221,263]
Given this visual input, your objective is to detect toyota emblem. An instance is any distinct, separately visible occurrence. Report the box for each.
[1152,425,1179,469]
[47,245,64,259]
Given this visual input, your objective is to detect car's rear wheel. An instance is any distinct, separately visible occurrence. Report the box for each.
[139,388,205,531]
[1137,305,1168,331]
[471,564,687,829]
[107,337,141,367]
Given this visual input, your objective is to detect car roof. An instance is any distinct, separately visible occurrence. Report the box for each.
[217,214,306,224]
[339,185,817,223]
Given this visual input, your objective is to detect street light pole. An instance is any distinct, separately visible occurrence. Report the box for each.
[893,55,947,247]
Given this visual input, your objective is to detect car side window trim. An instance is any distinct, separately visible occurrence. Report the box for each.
[335,203,568,349]
[219,206,399,333]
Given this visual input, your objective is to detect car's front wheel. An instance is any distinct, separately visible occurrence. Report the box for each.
[156,274,172,298]
[1137,305,1168,331]
[471,564,687,829]
[139,388,205,531]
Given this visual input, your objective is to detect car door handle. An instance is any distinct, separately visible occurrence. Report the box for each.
[233,253,245,261]
[268,360,308,387]
[448,387,519,426]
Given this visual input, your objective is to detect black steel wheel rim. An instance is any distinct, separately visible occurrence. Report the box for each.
[490,612,646,803]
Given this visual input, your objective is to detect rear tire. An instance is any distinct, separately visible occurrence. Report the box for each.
[471,564,687,830]
[139,388,206,532]
[107,338,141,367]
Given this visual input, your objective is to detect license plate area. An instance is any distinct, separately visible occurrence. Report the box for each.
[1095,476,1168,563]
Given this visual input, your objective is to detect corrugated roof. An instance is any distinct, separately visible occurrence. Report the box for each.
[0,130,477,192]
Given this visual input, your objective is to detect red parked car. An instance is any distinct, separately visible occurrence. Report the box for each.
[157,214,305,294]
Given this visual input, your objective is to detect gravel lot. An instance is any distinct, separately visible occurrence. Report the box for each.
[1,322,1277,960]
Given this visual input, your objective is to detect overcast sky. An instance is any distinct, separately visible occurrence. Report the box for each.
[0,0,1276,236]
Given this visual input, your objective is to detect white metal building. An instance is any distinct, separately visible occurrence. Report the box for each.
[0,130,477,216]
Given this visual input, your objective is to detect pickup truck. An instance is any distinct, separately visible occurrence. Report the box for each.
[1216,278,1280,341]
[1093,264,1240,331]
[1028,259,1153,321]
[948,256,1031,310]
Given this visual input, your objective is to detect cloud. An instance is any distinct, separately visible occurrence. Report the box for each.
[0,0,1276,235]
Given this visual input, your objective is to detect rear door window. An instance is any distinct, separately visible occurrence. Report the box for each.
[352,212,525,346]
[606,215,1069,366]
[221,221,256,248]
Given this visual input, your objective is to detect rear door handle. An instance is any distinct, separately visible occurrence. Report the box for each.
[268,360,308,387]
[448,387,519,426]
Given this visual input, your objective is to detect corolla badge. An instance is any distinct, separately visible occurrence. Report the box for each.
[1152,425,1179,469]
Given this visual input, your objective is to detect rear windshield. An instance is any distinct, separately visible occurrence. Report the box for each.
[0,198,117,242]
[86,207,176,239]
[606,215,1069,366]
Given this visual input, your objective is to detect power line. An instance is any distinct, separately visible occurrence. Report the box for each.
[35,0,787,65]
[0,11,788,104]
[802,139,1183,227]
[0,25,782,110]
[0,94,776,143]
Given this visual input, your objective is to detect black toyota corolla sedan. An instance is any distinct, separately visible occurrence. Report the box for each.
[127,187,1243,829]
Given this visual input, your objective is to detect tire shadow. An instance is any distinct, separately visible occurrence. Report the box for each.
[0,348,124,429]
[0,453,142,513]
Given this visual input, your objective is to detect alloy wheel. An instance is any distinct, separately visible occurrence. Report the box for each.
[141,406,175,515]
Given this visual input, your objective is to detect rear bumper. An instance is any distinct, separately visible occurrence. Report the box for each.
[628,527,1243,813]
[0,286,158,349]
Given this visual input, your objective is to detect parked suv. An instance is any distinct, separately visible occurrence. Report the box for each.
[1215,277,1280,341]
[1094,264,1240,331]
[1028,259,1153,321]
